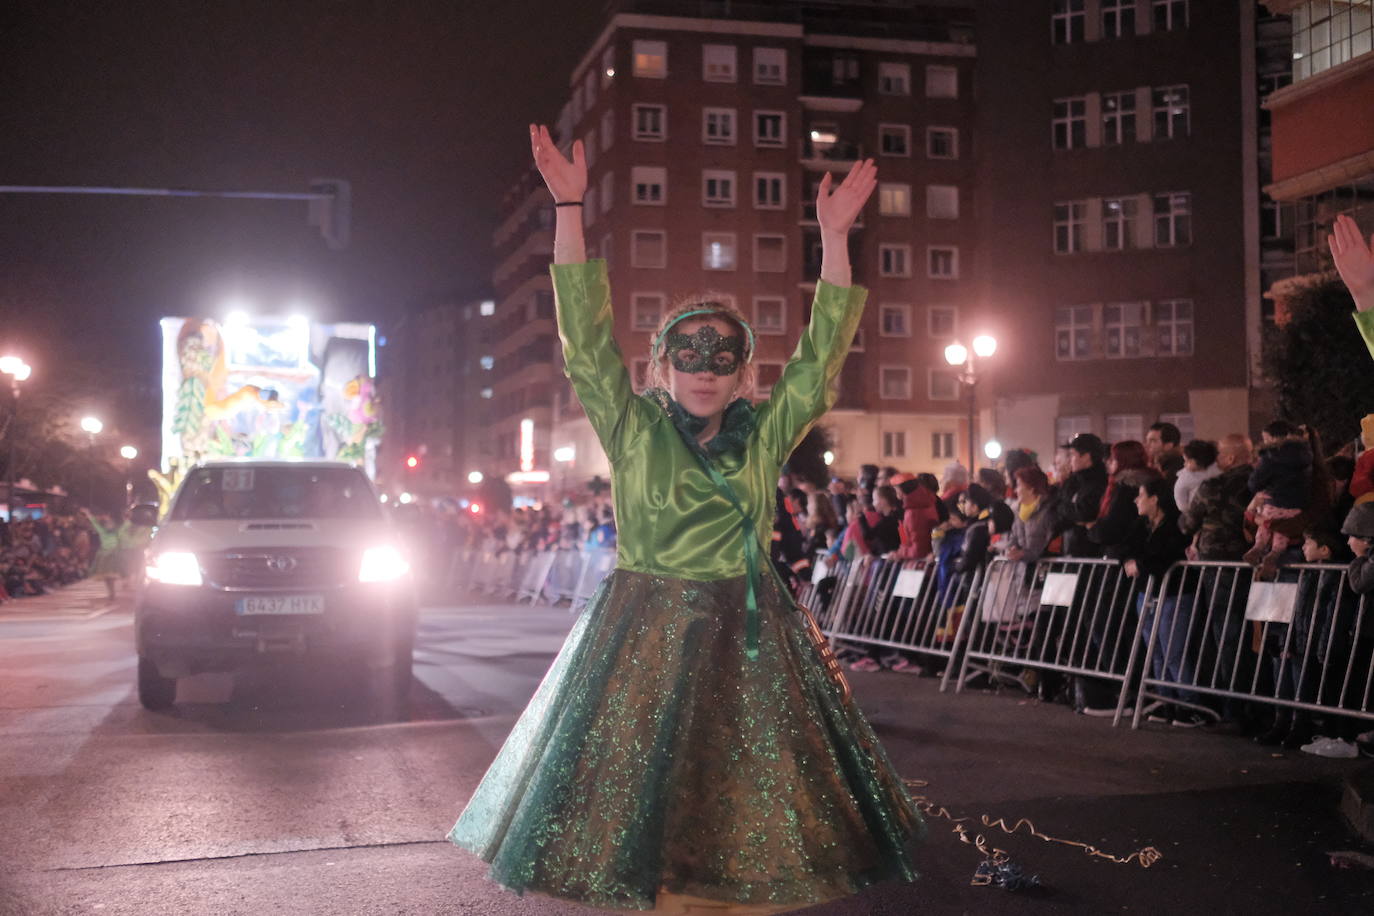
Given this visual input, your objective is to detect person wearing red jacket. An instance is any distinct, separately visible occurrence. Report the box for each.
[891,477,939,559]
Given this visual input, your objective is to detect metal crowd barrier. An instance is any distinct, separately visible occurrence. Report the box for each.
[1128,561,1374,730]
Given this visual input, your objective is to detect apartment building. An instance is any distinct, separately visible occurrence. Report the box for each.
[977,0,1271,459]
[1260,1,1374,308]
[486,0,978,490]
[381,290,493,500]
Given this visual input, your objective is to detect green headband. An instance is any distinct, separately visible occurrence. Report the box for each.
[652,306,756,362]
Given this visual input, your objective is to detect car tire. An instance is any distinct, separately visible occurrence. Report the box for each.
[138,657,177,710]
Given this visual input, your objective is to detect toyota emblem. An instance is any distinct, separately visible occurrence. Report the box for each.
[266,555,298,572]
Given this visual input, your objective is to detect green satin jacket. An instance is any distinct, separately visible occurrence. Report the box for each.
[1356,310,1374,359]
[552,260,865,581]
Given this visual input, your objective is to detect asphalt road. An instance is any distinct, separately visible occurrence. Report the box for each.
[2,585,1372,915]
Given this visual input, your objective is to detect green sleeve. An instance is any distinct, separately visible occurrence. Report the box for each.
[550,260,654,461]
[1354,310,1374,362]
[756,280,867,464]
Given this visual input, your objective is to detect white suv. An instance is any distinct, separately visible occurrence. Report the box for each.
[135,459,416,712]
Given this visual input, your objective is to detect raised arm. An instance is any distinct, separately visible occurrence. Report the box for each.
[757,160,876,462]
[530,124,588,264]
[530,123,649,459]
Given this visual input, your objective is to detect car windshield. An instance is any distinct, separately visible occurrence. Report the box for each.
[170,467,381,521]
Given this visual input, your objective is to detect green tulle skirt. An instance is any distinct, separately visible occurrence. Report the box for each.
[447,569,924,912]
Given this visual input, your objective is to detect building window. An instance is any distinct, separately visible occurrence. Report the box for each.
[1056,415,1091,445]
[632,166,666,205]
[753,234,786,272]
[754,296,786,335]
[1292,1,1374,80]
[702,170,736,208]
[631,359,651,392]
[1156,299,1194,356]
[753,47,786,85]
[703,44,737,82]
[703,232,737,270]
[879,244,911,277]
[1052,0,1086,44]
[753,172,785,209]
[601,46,616,87]
[1104,302,1147,358]
[879,183,911,216]
[929,368,960,401]
[754,111,785,147]
[926,126,958,159]
[633,40,667,78]
[883,431,908,459]
[927,185,959,220]
[1160,412,1196,443]
[600,233,613,264]
[632,292,664,331]
[1103,91,1137,145]
[1153,0,1189,31]
[878,62,910,95]
[600,170,613,214]
[601,109,614,149]
[879,124,911,157]
[850,327,866,351]
[582,130,598,168]
[1103,197,1138,250]
[584,68,597,108]
[703,107,736,144]
[1055,306,1093,360]
[925,65,958,98]
[879,304,911,337]
[928,306,958,338]
[1101,0,1136,38]
[1052,96,1087,150]
[931,431,956,459]
[1152,85,1190,139]
[632,104,666,141]
[632,230,666,268]
[1154,192,1192,247]
[1106,414,1144,444]
[1054,200,1087,254]
[754,361,785,398]
[880,366,912,400]
[928,246,959,278]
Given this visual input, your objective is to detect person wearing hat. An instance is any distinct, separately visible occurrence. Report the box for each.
[1342,502,1374,593]
[1054,433,1109,558]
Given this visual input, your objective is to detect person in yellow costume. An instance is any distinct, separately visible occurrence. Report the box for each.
[446,125,923,914]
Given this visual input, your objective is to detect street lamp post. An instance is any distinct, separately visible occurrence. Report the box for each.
[944,335,998,475]
[0,356,33,523]
[80,416,103,509]
[120,445,138,506]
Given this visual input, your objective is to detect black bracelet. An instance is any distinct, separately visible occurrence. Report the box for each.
[554,200,584,207]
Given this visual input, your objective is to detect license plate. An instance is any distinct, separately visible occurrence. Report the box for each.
[235,594,325,616]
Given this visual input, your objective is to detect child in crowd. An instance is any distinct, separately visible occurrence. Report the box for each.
[1347,413,1374,506]
[1174,439,1221,513]
[1245,421,1314,579]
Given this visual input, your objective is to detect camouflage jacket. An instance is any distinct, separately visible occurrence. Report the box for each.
[1179,464,1253,561]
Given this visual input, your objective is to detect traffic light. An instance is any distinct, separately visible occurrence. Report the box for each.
[405,455,420,470]
[308,178,351,250]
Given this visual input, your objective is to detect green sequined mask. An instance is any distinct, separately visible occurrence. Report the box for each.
[663,326,744,376]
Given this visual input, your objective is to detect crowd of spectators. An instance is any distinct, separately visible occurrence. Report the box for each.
[0,510,107,601]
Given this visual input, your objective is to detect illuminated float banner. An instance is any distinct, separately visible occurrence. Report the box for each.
[160,316,382,477]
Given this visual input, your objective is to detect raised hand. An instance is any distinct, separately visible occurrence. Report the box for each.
[529,123,587,204]
[816,158,877,236]
[1329,213,1374,312]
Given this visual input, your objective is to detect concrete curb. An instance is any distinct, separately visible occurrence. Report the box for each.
[1341,763,1374,843]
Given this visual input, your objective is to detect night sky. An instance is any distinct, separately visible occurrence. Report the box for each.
[0,0,593,383]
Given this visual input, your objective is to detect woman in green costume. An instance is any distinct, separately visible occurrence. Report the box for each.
[447,124,924,914]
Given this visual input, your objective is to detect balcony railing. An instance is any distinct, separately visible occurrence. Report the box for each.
[800,137,864,165]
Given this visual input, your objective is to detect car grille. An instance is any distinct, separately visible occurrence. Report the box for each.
[203,548,352,590]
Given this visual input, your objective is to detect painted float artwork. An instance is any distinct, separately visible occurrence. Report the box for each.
[159,316,383,478]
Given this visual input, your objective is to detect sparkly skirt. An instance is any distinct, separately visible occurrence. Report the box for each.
[447,569,924,912]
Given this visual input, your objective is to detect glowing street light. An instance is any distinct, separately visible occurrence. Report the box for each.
[972,335,998,358]
[823,450,835,466]
[942,335,998,474]
[553,446,576,463]
[1,356,33,522]
[80,416,103,436]
[943,343,968,367]
[120,445,138,460]
[119,445,138,504]
[468,471,484,484]
[984,440,1003,461]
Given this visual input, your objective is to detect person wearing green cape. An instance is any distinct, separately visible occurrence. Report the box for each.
[447,124,924,914]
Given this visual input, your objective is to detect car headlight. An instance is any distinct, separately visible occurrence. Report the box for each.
[146,551,203,587]
[359,545,410,583]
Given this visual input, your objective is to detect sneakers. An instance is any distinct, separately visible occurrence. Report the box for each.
[1171,711,1211,729]
[1299,736,1360,758]
[1080,705,1119,718]
[1145,704,1175,724]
